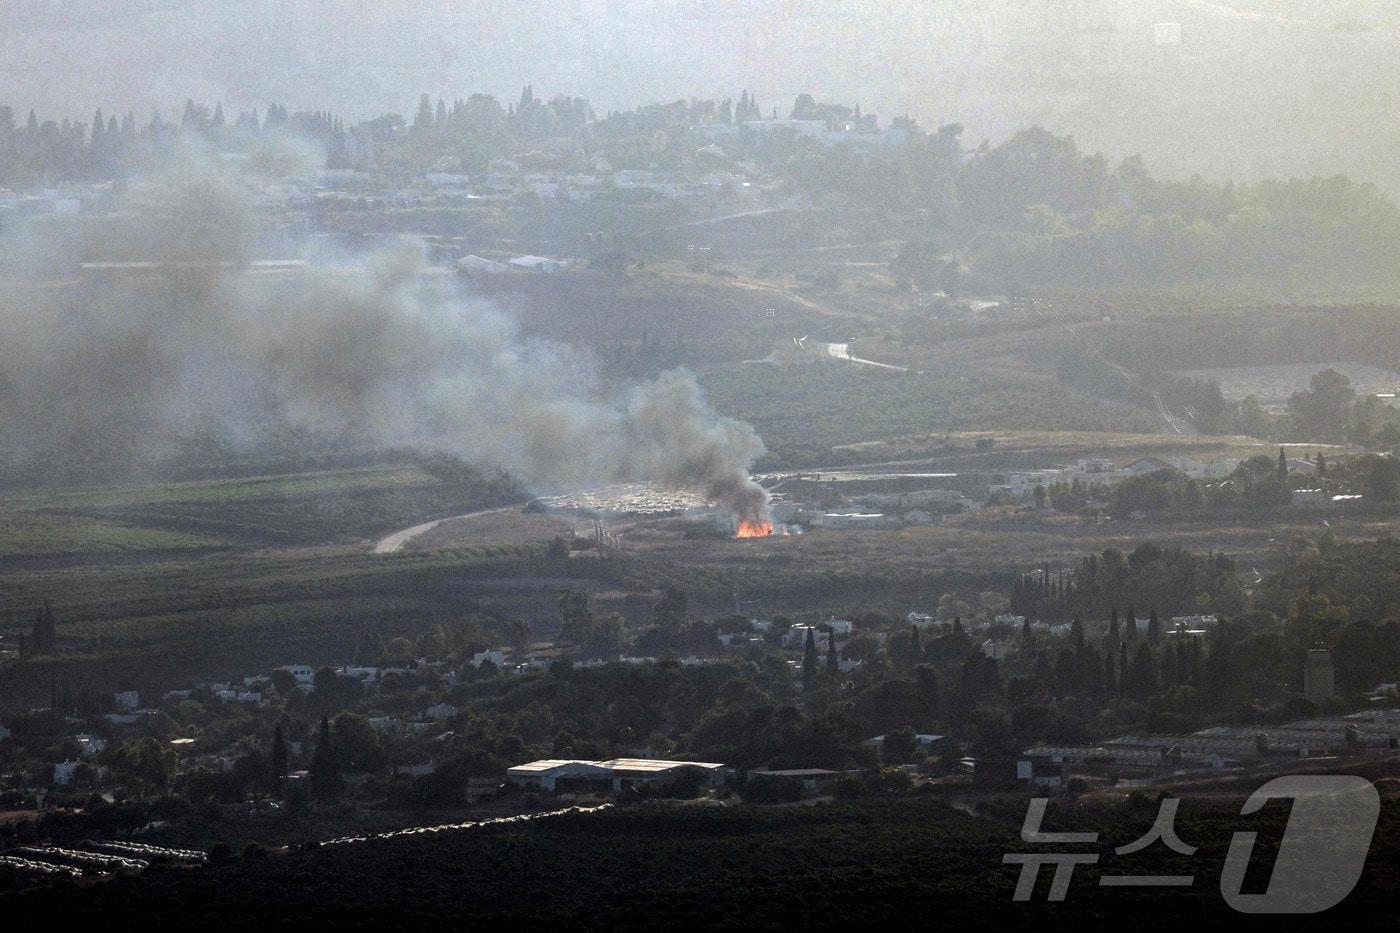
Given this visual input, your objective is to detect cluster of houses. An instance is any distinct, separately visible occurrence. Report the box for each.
[9,623,876,796]
[903,609,1223,663]
[1007,708,1400,788]
[695,116,914,149]
[248,155,766,219]
[753,486,968,533]
[991,456,1243,499]
[421,161,759,204]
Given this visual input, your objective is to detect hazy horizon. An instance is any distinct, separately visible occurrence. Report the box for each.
[4,0,1400,190]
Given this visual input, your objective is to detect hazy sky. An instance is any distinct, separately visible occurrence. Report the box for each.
[4,0,1400,187]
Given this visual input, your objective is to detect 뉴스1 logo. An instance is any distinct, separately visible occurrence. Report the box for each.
[1004,775,1380,913]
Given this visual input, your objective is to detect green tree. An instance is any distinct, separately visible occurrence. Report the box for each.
[114,737,177,795]
[653,587,688,630]
[1288,369,1355,442]
[309,716,343,801]
[331,712,383,773]
[881,726,918,763]
[355,632,385,666]
[270,724,289,787]
[802,628,819,686]
[31,601,56,653]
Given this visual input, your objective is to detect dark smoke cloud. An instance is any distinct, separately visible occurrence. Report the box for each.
[0,156,769,518]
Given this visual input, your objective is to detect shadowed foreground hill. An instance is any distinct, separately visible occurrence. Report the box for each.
[4,796,1399,928]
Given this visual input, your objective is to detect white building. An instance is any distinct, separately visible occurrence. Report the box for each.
[864,733,948,752]
[506,758,725,793]
[113,691,140,711]
[335,666,379,683]
[825,619,854,637]
[783,624,823,648]
[508,255,573,273]
[71,734,106,757]
[817,512,896,530]
[280,665,316,685]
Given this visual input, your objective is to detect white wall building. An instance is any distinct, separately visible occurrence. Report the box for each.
[507,758,725,792]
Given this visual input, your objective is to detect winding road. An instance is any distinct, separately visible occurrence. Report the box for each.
[372,505,519,554]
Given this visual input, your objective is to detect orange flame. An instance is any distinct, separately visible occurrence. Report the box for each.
[735,519,774,538]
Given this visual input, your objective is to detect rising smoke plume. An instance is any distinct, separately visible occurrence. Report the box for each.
[0,155,769,518]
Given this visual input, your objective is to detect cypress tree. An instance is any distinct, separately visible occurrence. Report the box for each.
[826,629,839,674]
[309,716,342,800]
[1128,643,1157,700]
[802,628,819,685]
[914,664,941,727]
[1034,650,1053,685]
[271,724,289,787]
[32,601,56,652]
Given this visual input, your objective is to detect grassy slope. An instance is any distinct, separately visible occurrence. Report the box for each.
[0,463,514,559]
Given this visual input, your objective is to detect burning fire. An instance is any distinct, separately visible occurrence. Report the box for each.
[735,519,775,538]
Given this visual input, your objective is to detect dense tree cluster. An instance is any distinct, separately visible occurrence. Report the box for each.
[7,87,1400,292]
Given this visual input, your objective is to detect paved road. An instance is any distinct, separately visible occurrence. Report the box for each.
[372,505,518,554]
[794,335,910,372]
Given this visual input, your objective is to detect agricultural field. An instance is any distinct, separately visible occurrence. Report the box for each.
[0,462,516,561]
[1173,361,1400,404]
[699,361,1162,469]
[0,546,638,704]
[820,429,1296,472]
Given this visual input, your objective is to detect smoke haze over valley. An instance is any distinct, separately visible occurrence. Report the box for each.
[0,158,768,516]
